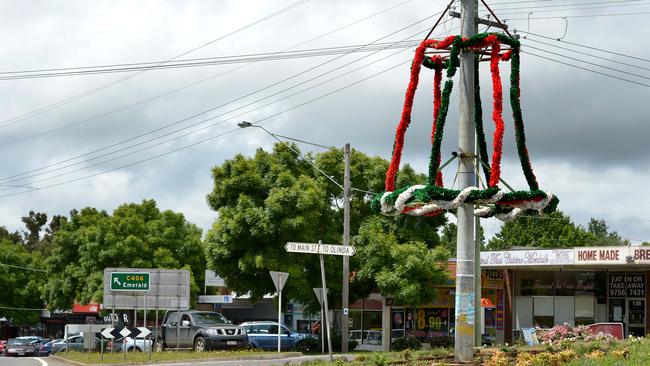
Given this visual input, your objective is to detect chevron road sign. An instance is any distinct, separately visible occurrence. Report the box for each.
[101,326,151,339]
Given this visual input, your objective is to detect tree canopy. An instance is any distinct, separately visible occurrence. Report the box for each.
[43,200,205,310]
[205,143,449,309]
[487,211,629,250]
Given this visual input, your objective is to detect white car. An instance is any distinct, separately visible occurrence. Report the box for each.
[122,337,153,352]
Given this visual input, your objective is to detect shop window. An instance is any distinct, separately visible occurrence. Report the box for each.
[575,295,595,326]
[518,271,554,296]
[533,296,554,328]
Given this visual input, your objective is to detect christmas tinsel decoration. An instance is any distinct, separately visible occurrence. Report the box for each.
[373,32,558,221]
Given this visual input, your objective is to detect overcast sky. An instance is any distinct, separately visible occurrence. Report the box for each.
[0,0,649,244]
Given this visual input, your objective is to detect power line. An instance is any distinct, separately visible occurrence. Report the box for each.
[0,0,311,130]
[523,38,650,72]
[0,306,46,311]
[0,57,411,198]
[518,30,650,64]
[0,262,47,272]
[0,41,423,81]
[523,50,650,88]
[507,10,650,20]
[0,18,448,185]
[491,0,650,12]
[0,43,419,188]
[523,44,650,81]
[0,0,418,149]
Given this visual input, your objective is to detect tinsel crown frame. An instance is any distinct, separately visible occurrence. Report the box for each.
[371,33,558,221]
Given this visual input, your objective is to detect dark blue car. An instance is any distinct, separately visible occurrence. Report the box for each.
[240,321,314,351]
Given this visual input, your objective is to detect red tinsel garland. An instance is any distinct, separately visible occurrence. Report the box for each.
[488,36,505,188]
[385,37,456,192]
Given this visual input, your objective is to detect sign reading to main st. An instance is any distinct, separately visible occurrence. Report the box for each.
[110,272,150,291]
[285,242,356,256]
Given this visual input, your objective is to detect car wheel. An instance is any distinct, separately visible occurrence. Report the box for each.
[154,340,165,352]
[194,337,206,352]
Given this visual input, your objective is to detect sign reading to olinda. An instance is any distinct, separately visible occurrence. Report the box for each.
[285,242,356,256]
[110,272,150,291]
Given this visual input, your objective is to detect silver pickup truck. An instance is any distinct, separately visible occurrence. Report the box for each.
[154,310,248,351]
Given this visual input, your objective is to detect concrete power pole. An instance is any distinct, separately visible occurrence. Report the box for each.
[473,0,482,349]
[341,143,351,353]
[455,0,477,363]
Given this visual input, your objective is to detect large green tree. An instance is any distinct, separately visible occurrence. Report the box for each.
[487,211,628,250]
[0,237,46,324]
[43,200,205,310]
[205,143,449,309]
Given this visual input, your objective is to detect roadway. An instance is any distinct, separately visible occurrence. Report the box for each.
[0,354,355,366]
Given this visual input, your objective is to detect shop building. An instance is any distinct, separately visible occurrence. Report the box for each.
[481,246,650,342]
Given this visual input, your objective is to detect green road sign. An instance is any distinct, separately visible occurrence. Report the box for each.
[110,272,150,291]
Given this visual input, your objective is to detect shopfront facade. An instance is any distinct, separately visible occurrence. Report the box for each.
[482,246,650,342]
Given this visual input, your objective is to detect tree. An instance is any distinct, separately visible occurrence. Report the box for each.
[487,211,627,250]
[43,200,205,310]
[0,238,46,324]
[587,218,629,246]
[205,143,449,309]
[21,211,48,252]
[438,222,485,256]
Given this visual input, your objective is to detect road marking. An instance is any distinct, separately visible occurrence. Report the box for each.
[35,358,48,366]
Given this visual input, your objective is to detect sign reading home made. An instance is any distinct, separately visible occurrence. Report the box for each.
[110,272,150,291]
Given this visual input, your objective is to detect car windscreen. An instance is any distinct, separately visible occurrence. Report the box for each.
[7,339,31,346]
[192,312,230,325]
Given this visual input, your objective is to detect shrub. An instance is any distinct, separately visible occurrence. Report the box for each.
[294,337,321,354]
[391,336,422,351]
[429,336,454,349]
[369,352,388,366]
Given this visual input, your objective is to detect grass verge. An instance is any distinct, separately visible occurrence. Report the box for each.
[56,349,297,365]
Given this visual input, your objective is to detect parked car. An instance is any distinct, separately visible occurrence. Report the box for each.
[3,338,36,357]
[240,321,314,351]
[0,340,6,353]
[155,310,248,352]
[37,339,61,356]
[122,337,152,352]
[51,335,106,353]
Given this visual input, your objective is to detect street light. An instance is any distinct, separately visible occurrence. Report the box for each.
[237,121,253,128]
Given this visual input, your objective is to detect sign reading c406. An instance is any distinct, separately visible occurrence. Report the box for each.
[110,272,150,291]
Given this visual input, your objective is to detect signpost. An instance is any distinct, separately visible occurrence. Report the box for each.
[286,240,354,362]
[269,271,289,353]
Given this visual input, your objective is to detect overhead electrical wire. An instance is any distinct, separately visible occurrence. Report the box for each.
[0,0,311,130]
[0,41,423,81]
[0,57,414,198]
[490,0,650,12]
[0,0,417,149]
[523,51,650,88]
[523,44,650,81]
[507,10,650,20]
[518,30,650,63]
[523,38,650,72]
[0,16,454,186]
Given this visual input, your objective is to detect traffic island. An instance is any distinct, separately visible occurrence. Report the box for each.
[52,350,303,365]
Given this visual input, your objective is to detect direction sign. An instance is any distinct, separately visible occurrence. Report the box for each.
[110,272,150,291]
[101,328,116,339]
[269,271,289,292]
[198,295,233,304]
[285,242,356,256]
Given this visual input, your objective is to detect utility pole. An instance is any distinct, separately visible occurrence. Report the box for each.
[473,0,482,349]
[341,143,351,353]
[455,0,477,363]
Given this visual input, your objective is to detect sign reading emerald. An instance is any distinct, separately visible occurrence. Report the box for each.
[110,272,150,291]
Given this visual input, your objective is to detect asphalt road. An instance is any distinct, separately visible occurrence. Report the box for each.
[0,357,50,366]
[0,354,354,366]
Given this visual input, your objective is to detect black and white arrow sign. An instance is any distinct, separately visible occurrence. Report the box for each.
[101,326,151,339]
